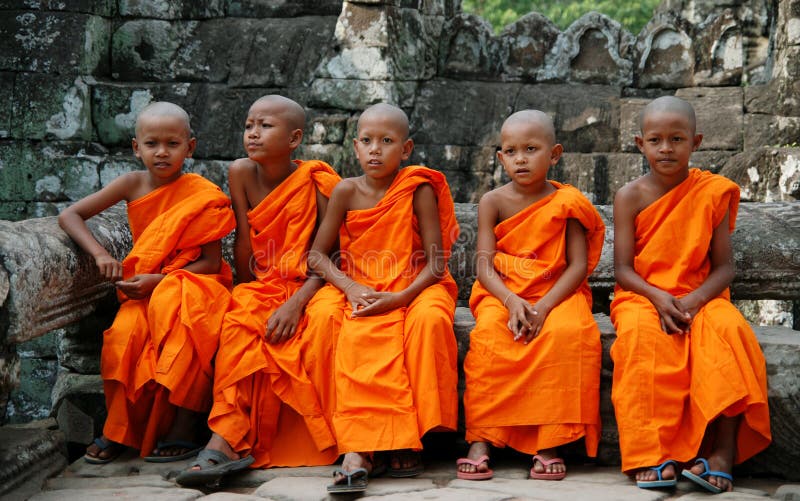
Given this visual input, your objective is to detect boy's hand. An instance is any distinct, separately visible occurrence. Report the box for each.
[343,281,377,316]
[115,273,164,299]
[504,294,534,341]
[352,291,407,317]
[674,293,704,331]
[521,302,551,344]
[651,290,691,334]
[95,254,123,282]
[265,301,302,344]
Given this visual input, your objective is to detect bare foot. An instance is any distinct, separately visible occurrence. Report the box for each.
[85,436,125,462]
[149,408,205,458]
[634,461,676,483]
[531,448,566,475]
[333,452,373,483]
[187,433,240,471]
[457,441,491,475]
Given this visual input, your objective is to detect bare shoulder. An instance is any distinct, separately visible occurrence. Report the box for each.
[331,177,358,197]
[228,158,258,179]
[479,184,507,209]
[614,177,647,215]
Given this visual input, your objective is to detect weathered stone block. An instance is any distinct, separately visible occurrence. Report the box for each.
[675,87,744,151]
[227,0,343,17]
[7,340,58,423]
[228,17,338,87]
[500,13,560,82]
[0,422,66,500]
[334,2,388,48]
[720,147,800,202]
[40,0,116,16]
[744,113,800,150]
[438,13,505,79]
[386,7,442,80]
[516,83,621,153]
[11,74,91,141]
[0,72,12,139]
[735,299,794,328]
[636,24,695,88]
[551,153,598,203]
[605,153,647,202]
[0,11,110,75]
[296,143,357,177]
[689,150,736,173]
[117,0,225,18]
[0,142,102,203]
[92,82,209,147]
[545,12,634,86]
[0,202,69,222]
[309,78,416,111]
[693,10,743,86]
[412,80,517,145]
[51,372,104,445]
[306,111,349,145]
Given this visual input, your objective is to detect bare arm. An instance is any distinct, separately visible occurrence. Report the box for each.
[58,172,138,281]
[613,185,690,333]
[228,160,255,282]
[308,180,373,313]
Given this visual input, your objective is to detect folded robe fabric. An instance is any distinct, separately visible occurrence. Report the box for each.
[208,160,344,467]
[610,168,771,473]
[102,173,235,457]
[333,165,460,453]
[464,182,605,455]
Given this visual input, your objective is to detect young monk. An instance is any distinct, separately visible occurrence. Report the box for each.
[611,96,771,493]
[176,95,343,487]
[308,103,459,494]
[457,110,604,481]
[58,102,235,463]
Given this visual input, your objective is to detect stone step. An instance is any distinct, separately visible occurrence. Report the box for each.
[0,419,67,501]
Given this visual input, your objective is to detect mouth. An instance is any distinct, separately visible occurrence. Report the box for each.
[514,168,531,174]
[247,142,261,148]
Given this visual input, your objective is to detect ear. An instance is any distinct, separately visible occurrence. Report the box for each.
[290,128,303,148]
[634,135,645,153]
[132,138,141,159]
[186,137,197,158]
[496,149,506,167]
[550,143,563,165]
[401,138,414,160]
[692,133,703,151]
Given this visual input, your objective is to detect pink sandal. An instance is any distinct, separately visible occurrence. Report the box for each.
[456,454,494,480]
[529,454,566,480]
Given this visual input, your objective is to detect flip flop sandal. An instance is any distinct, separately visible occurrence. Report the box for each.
[144,440,203,463]
[175,448,255,487]
[456,454,494,480]
[637,459,678,489]
[84,437,125,465]
[327,467,369,493]
[388,449,424,477]
[681,458,733,494]
[529,454,566,480]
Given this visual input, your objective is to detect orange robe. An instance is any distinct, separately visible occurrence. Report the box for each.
[333,166,459,453]
[208,160,344,467]
[610,168,771,473]
[102,173,235,457]
[464,182,605,456]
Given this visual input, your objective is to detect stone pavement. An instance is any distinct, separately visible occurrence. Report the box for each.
[20,447,800,501]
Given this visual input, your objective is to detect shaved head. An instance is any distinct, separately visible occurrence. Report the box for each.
[250,95,306,130]
[135,102,192,137]
[502,109,556,145]
[358,103,409,139]
[640,96,696,134]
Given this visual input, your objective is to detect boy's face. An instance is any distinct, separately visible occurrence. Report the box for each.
[497,120,561,186]
[132,115,195,183]
[353,113,413,180]
[244,101,302,165]
[635,111,702,177]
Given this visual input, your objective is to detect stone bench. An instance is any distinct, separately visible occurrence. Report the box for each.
[0,202,798,482]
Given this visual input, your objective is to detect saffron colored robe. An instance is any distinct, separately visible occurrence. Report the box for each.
[610,168,771,473]
[102,173,235,457]
[333,166,460,453]
[208,160,344,467]
[464,182,605,455]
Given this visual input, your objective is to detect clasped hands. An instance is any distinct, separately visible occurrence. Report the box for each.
[504,293,550,344]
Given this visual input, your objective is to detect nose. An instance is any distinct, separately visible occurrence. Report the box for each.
[368,142,380,154]
[515,154,526,164]
[658,140,672,153]
[156,144,168,156]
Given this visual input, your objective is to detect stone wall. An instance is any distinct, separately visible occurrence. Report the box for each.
[0,0,798,222]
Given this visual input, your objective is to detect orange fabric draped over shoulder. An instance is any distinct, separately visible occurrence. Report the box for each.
[102,173,235,457]
[208,160,345,468]
[333,166,459,453]
[610,168,771,473]
[464,182,605,455]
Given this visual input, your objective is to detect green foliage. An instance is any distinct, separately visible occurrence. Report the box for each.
[461,0,661,35]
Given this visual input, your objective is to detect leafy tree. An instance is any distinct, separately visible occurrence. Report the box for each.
[462,0,661,35]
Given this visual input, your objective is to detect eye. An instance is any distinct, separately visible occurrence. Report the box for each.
[382,137,392,144]
[244,123,252,130]
[504,148,514,155]
[360,137,370,144]
[145,141,156,146]
[526,146,536,152]
[169,141,179,146]
[672,136,683,142]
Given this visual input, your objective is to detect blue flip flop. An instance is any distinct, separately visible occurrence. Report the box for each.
[636,459,678,489]
[681,458,733,494]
